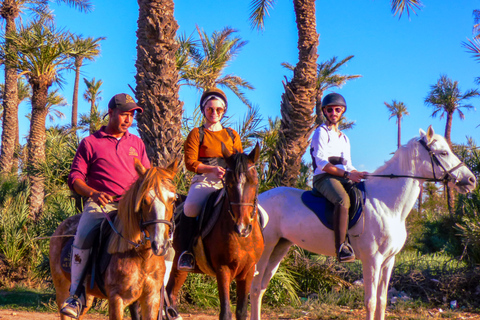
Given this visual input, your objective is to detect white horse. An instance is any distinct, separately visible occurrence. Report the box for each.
[250,126,477,320]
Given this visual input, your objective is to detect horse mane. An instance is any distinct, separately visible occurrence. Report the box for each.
[107,167,175,254]
[228,152,250,183]
[373,136,420,175]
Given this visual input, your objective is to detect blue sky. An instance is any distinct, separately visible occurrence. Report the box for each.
[12,0,480,172]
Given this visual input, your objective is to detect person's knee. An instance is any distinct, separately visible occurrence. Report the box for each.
[336,197,350,209]
[183,202,200,218]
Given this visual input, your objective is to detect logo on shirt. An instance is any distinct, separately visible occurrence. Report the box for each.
[129,147,139,157]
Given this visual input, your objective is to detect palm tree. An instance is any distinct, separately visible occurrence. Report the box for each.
[135,0,184,167]
[424,74,479,214]
[181,26,254,108]
[5,21,76,220]
[463,9,480,84]
[250,0,423,187]
[0,0,92,174]
[425,75,479,147]
[283,55,362,127]
[83,77,103,134]
[78,103,107,134]
[0,78,31,173]
[384,100,409,149]
[69,35,105,129]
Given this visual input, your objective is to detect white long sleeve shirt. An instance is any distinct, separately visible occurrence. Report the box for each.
[310,124,356,176]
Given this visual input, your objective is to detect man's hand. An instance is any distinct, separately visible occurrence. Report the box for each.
[91,192,114,207]
[350,171,369,183]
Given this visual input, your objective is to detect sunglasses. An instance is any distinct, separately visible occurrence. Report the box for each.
[205,107,225,115]
[325,107,344,114]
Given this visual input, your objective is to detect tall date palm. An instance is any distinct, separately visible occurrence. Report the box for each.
[135,0,184,167]
[425,74,479,214]
[83,77,103,134]
[5,21,76,220]
[384,100,409,149]
[69,35,105,129]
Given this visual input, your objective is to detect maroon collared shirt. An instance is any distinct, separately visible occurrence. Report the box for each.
[68,127,151,198]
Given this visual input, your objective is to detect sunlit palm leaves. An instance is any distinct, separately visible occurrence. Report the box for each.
[82,77,103,134]
[179,26,254,108]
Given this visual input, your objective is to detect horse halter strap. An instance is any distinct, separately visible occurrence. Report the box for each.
[223,164,259,221]
[368,138,466,183]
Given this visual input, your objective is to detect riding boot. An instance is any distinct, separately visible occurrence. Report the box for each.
[60,246,90,319]
[177,214,197,271]
[333,204,355,263]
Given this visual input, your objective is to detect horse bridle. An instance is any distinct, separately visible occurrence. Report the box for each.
[139,194,176,254]
[223,164,259,222]
[368,138,466,184]
[100,195,175,253]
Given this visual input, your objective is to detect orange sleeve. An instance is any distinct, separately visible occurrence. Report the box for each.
[184,128,201,173]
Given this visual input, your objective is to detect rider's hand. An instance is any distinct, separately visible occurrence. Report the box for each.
[212,166,226,179]
[350,171,368,183]
[91,191,114,207]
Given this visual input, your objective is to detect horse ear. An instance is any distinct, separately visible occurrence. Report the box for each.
[221,142,232,159]
[248,142,261,164]
[426,125,435,143]
[167,158,179,175]
[134,158,147,177]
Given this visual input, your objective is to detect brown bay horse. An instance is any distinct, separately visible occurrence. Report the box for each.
[167,143,264,320]
[50,159,178,320]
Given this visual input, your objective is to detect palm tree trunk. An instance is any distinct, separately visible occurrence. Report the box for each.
[268,0,319,187]
[0,14,19,174]
[89,99,95,135]
[135,0,184,167]
[27,83,49,221]
[397,119,401,149]
[71,59,82,129]
[444,111,455,215]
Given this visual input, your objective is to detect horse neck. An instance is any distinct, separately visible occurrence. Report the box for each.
[367,152,421,221]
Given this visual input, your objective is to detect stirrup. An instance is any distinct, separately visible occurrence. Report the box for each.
[337,242,355,263]
[178,251,195,271]
[60,295,83,319]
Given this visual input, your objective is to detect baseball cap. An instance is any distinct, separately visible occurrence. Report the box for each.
[108,93,143,113]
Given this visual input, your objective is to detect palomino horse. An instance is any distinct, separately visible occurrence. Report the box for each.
[50,159,178,320]
[167,143,264,320]
[250,126,477,320]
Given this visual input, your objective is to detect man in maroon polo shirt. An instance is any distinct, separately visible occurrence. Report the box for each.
[60,93,150,319]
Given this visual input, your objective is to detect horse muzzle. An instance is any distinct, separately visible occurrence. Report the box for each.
[151,239,171,256]
[235,223,253,237]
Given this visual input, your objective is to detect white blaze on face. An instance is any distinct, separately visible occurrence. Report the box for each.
[237,172,247,199]
[147,188,169,244]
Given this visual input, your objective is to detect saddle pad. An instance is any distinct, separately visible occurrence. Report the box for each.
[301,182,365,231]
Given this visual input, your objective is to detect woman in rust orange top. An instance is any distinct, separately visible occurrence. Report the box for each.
[178,88,243,271]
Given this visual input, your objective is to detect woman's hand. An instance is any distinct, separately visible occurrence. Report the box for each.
[211,166,226,179]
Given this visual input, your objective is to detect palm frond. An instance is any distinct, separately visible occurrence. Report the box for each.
[390,0,423,19]
[249,0,276,30]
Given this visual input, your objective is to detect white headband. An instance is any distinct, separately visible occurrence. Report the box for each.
[201,95,226,109]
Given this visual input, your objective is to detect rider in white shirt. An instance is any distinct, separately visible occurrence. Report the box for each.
[310,93,368,262]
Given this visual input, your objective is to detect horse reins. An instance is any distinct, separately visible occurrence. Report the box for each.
[366,138,466,184]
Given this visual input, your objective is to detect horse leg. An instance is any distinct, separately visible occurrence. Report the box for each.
[166,264,189,311]
[374,257,395,320]
[108,295,125,320]
[139,290,161,320]
[128,301,141,320]
[216,266,233,320]
[250,238,292,320]
[362,258,382,320]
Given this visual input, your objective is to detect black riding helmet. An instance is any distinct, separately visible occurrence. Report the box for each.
[321,93,347,111]
[200,87,228,114]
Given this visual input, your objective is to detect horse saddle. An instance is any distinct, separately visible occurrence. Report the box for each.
[60,211,116,296]
[301,182,365,231]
